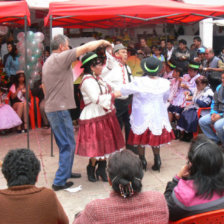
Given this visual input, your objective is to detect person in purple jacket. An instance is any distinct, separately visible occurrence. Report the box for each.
[164,134,224,221]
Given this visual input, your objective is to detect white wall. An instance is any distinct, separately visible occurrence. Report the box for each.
[199,18,213,48]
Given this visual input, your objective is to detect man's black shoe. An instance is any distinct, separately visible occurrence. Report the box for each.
[70,173,81,178]
[52,181,73,191]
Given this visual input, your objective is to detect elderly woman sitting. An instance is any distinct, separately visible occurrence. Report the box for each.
[177,76,213,142]
[164,135,224,221]
[0,149,69,224]
[73,150,169,224]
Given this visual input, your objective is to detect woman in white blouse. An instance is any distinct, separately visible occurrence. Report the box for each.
[116,57,175,172]
[76,52,124,182]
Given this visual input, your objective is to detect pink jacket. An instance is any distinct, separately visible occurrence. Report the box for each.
[73,191,169,224]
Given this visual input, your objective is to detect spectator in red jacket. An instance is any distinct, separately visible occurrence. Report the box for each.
[73,150,169,224]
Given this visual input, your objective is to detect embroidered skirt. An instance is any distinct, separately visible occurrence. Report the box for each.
[128,128,175,147]
[76,111,125,157]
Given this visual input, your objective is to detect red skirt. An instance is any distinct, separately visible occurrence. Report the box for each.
[76,111,125,157]
[128,128,175,147]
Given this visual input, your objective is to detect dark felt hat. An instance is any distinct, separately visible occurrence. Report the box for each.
[140,56,162,76]
[81,52,98,68]
[188,60,200,70]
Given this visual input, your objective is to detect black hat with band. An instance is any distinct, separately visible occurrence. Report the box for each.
[81,52,98,68]
[167,59,176,69]
[188,61,200,70]
[140,56,162,76]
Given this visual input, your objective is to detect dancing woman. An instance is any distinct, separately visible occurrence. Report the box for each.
[116,57,175,171]
[76,52,125,182]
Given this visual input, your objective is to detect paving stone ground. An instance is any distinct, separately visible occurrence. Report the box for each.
[0,128,190,223]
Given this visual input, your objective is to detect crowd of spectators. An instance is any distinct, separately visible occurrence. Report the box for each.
[1,34,224,140]
[1,135,224,223]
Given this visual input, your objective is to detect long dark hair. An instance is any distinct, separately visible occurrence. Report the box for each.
[188,135,224,199]
[107,150,143,197]
[83,57,103,93]
[15,72,26,89]
[9,44,17,60]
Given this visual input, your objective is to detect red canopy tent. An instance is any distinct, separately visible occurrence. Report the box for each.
[0,1,31,26]
[44,0,224,28]
[0,1,31,148]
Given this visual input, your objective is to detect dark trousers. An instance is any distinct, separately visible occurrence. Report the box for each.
[114,98,131,145]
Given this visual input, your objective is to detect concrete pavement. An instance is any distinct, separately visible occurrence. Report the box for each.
[0,128,190,223]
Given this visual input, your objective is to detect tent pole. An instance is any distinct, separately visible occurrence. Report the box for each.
[50,15,54,157]
[24,15,30,149]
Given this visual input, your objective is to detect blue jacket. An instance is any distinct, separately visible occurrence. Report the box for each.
[210,84,224,116]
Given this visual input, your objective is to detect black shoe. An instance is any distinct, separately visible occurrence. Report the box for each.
[96,161,108,182]
[180,132,192,142]
[152,154,161,172]
[174,130,180,139]
[70,173,81,178]
[139,155,147,171]
[87,162,97,182]
[52,181,73,191]
[16,130,22,134]
[126,144,139,155]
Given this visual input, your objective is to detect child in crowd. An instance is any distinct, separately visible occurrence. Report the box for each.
[163,59,176,80]
[0,84,22,133]
[167,67,185,138]
[152,46,165,62]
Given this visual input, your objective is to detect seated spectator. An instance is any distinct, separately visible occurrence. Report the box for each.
[194,47,206,65]
[219,47,224,63]
[164,135,224,221]
[0,148,69,224]
[203,48,224,91]
[203,48,224,74]
[177,76,213,142]
[180,60,201,96]
[168,67,185,138]
[0,84,22,132]
[73,150,169,224]
[163,58,176,80]
[9,70,28,133]
[199,73,224,147]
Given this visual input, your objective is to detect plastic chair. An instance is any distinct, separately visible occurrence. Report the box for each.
[29,92,42,129]
[4,91,11,104]
[193,107,211,138]
[8,90,41,129]
[169,209,224,224]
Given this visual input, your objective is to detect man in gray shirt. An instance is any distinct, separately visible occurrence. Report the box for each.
[42,35,110,191]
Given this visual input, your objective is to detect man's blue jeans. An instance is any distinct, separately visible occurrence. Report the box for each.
[46,110,75,186]
[199,114,224,145]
